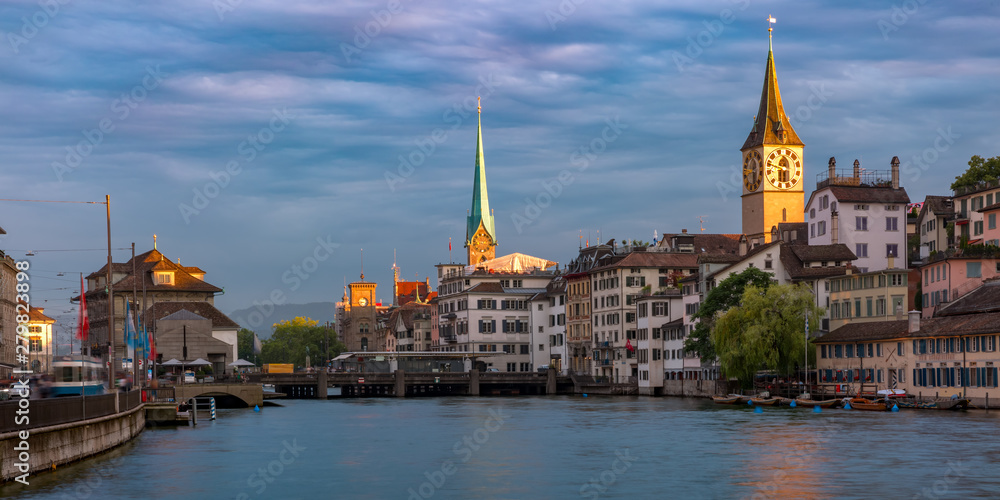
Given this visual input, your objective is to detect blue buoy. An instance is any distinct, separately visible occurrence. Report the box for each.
[843,402,852,410]
[789,400,797,408]
[813,405,822,413]
[254,405,260,412]
[582,394,588,397]
[747,400,753,406]
[891,404,899,412]
[754,406,763,413]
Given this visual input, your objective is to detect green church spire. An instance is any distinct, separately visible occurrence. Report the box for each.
[467,97,496,245]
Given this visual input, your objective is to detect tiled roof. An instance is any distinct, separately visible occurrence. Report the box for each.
[85,249,222,294]
[787,244,857,263]
[828,186,910,204]
[466,282,504,294]
[590,252,699,272]
[814,320,910,343]
[144,301,240,329]
[978,201,1000,213]
[776,222,809,245]
[935,280,1000,316]
[657,233,742,254]
[922,195,954,217]
[25,305,55,324]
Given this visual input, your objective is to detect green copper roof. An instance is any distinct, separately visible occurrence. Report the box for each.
[467,107,496,243]
[741,35,803,151]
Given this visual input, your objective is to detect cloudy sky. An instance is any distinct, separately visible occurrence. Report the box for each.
[1,0,998,339]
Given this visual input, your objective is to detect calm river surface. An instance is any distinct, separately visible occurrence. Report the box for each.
[4,396,1000,499]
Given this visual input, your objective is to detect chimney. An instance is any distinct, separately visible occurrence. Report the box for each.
[891,156,900,189]
[681,229,687,234]
[831,211,839,244]
[908,310,920,333]
[887,255,895,269]
[853,159,860,181]
[828,157,836,183]
[738,238,747,257]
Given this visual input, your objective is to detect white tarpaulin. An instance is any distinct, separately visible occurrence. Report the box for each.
[465,253,556,274]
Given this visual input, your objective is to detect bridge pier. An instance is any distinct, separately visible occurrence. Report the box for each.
[469,369,479,396]
[546,369,556,395]
[395,370,406,397]
[317,370,328,400]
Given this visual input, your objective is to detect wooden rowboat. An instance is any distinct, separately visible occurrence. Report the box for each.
[845,398,888,411]
[749,397,780,406]
[712,395,741,404]
[794,398,840,408]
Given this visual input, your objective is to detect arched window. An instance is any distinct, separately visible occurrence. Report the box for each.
[783,208,787,222]
[361,337,369,351]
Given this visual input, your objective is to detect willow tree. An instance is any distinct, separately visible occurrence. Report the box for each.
[685,267,774,362]
[712,283,824,389]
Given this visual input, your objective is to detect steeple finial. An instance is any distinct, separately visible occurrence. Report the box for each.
[153,234,157,250]
[767,16,776,51]
[360,248,364,281]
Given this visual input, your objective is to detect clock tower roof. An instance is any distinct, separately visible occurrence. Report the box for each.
[741,32,803,151]
[467,98,496,244]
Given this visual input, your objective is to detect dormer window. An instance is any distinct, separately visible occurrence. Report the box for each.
[155,272,174,285]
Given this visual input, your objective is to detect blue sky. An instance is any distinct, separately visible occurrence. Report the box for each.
[1,0,998,339]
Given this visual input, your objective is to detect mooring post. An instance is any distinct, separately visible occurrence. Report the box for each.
[469,369,480,396]
[546,368,556,395]
[395,369,406,397]
[317,370,328,400]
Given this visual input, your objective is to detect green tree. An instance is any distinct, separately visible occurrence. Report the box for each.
[237,328,256,363]
[712,283,824,389]
[951,155,1000,191]
[684,267,774,362]
[260,317,345,368]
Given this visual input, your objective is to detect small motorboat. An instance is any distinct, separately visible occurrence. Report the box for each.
[749,397,781,406]
[896,398,970,410]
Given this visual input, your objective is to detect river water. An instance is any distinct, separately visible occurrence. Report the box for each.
[4,396,1000,499]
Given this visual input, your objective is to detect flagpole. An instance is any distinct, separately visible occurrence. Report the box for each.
[79,273,86,417]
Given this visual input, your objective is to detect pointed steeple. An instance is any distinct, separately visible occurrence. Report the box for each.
[741,24,803,151]
[467,97,496,244]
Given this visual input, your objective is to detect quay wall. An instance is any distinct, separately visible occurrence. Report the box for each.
[0,404,145,482]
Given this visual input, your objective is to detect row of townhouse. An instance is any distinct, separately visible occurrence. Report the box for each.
[815,279,1000,403]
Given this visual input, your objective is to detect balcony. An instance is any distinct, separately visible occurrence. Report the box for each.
[815,169,893,190]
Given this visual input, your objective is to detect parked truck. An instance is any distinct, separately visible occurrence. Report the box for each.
[263,363,294,374]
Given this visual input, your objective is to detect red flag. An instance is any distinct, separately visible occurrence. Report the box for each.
[148,330,157,360]
[626,339,634,352]
[449,238,452,251]
[76,275,90,341]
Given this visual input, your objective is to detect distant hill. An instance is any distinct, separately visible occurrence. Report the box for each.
[226,302,337,339]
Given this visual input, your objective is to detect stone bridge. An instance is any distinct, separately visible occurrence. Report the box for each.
[168,384,264,408]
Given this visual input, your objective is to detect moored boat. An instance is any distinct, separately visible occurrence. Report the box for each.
[845,398,889,411]
[749,397,780,406]
[794,398,840,408]
[712,395,741,404]
[896,398,971,410]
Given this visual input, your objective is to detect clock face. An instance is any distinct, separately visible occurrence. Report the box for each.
[743,150,763,192]
[765,149,802,190]
[472,231,493,253]
[358,298,368,307]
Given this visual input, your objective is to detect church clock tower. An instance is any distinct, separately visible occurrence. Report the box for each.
[741,21,804,246]
[465,97,497,265]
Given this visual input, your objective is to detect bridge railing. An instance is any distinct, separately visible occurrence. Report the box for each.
[142,387,176,403]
